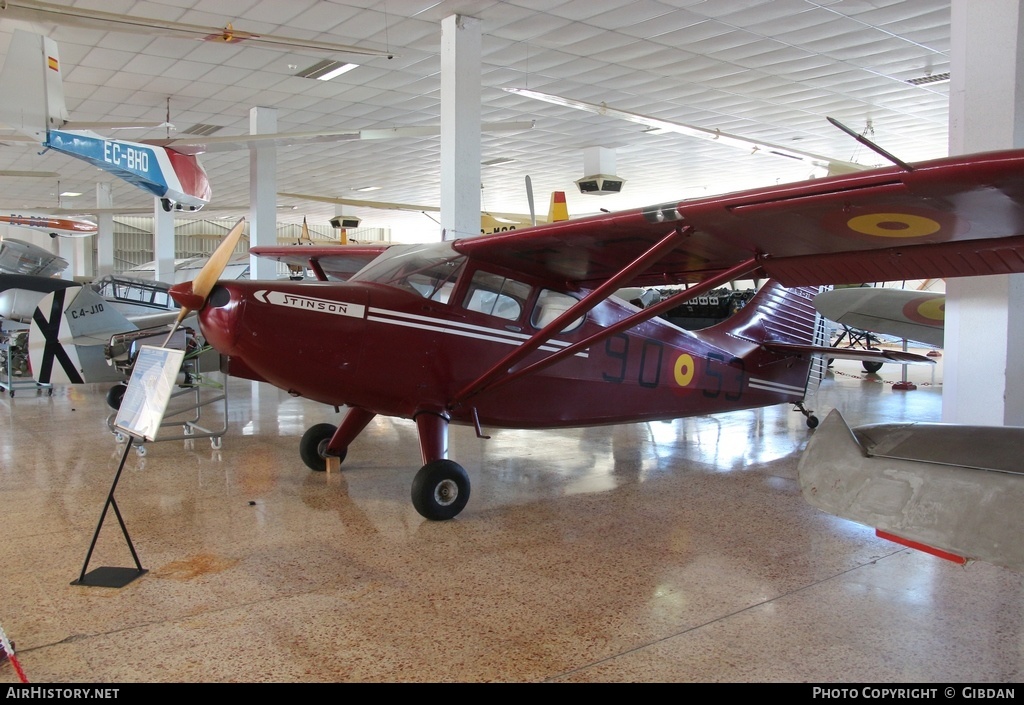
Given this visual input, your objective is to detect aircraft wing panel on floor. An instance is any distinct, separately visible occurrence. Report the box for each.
[799,409,1024,572]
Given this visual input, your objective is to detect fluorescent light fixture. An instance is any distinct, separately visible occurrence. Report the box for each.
[317,63,358,80]
[906,72,950,86]
[60,191,82,197]
[296,59,358,81]
[354,186,380,192]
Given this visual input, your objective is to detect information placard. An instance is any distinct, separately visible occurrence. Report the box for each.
[113,345,186,441]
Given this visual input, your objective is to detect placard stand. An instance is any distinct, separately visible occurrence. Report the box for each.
[72,345,186,588]
[71,438,147,587]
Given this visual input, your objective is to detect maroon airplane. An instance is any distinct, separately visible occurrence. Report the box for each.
[170,148,1024,520]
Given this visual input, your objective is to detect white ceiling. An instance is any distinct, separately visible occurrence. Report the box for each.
[0,0,952,242]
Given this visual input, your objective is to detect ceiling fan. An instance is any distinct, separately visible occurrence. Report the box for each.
[0,0,395,58]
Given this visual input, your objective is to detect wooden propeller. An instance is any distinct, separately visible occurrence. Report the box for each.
[162,216,246,347]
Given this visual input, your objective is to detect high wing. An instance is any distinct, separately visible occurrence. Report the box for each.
[0,212,97,238]
[249,244,391,282]
[445,150,1024,289]
[149,122,536,156]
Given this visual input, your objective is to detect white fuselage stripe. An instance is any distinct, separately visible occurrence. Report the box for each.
[748,377,805,395]
[368,307,573,348]
[366,307,588,357]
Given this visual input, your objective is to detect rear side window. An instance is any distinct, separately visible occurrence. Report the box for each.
[531,290,583,332]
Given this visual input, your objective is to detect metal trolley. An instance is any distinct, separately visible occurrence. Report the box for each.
[105,325,227,456]
[0,320,52,398]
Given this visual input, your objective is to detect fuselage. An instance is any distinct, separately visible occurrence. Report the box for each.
[46,130,211,209]
[0,213,97,238]
[195,243,814,429]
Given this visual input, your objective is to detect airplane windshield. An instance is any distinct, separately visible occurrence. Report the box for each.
[91,275,179,310]
[351,243,465,303]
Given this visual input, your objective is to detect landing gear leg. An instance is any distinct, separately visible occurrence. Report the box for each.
[794,401,819,429]
[299,406,375,472]
[411,411,469,521]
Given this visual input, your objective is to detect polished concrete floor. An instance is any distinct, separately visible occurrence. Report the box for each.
[1,351,1021,683]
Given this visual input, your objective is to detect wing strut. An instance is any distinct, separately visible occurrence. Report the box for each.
[451,225,697,405]
[452,255,762,406]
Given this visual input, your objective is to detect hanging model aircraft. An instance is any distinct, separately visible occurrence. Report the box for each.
[502,88,872,177]
[159,138,1024,522]
[0,30,533,213]
[0,29,210,212]
[0,0,396,59]
[0,212,97,238]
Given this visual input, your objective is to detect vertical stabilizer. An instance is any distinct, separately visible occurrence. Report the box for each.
[548,191,568,222]
[697,281,828,402]
[28,286,133,384]
[0,30,69,142]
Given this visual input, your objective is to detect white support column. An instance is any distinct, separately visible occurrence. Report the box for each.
[944,0,1024,425]
[249,106,278,280]
[153,199,175,284]
[56,236,73,280]
[440,14,481,241]
[72,233,90,281]
[95,183,114,278]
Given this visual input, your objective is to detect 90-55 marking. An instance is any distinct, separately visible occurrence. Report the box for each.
[603,334,662,387]
[602,336,744,400]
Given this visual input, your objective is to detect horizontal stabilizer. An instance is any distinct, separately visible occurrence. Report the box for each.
[764,342,935,365]
[798,409,1024,572]
[28,286,135,384]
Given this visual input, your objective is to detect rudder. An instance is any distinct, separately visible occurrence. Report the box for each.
[0,29,69,142]
[698,280,830,402]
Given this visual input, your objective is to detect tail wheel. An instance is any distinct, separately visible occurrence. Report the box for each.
[299,423,343,472]
[411,459,470,521]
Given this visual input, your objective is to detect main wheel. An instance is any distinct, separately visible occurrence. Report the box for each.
[299,423,342,472]
[411,459,470,521]
[862,360,883,373]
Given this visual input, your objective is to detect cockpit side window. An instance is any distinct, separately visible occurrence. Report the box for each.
[461,270,531,322]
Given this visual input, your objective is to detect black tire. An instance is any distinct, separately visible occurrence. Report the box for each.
[106,383,127,410]
[806,415,820,429]
[862,360,883,373]
[411,459,470,521]
[299,423,341,472]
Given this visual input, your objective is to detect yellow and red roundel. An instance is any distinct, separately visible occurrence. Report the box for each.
[674,353,695,387]
[902,295,945,325]
[824,206,968,243]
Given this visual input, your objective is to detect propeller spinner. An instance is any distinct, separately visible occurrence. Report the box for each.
[166,217,246,343]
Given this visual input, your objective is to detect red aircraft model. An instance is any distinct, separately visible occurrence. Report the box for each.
[169,147,1024,521]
